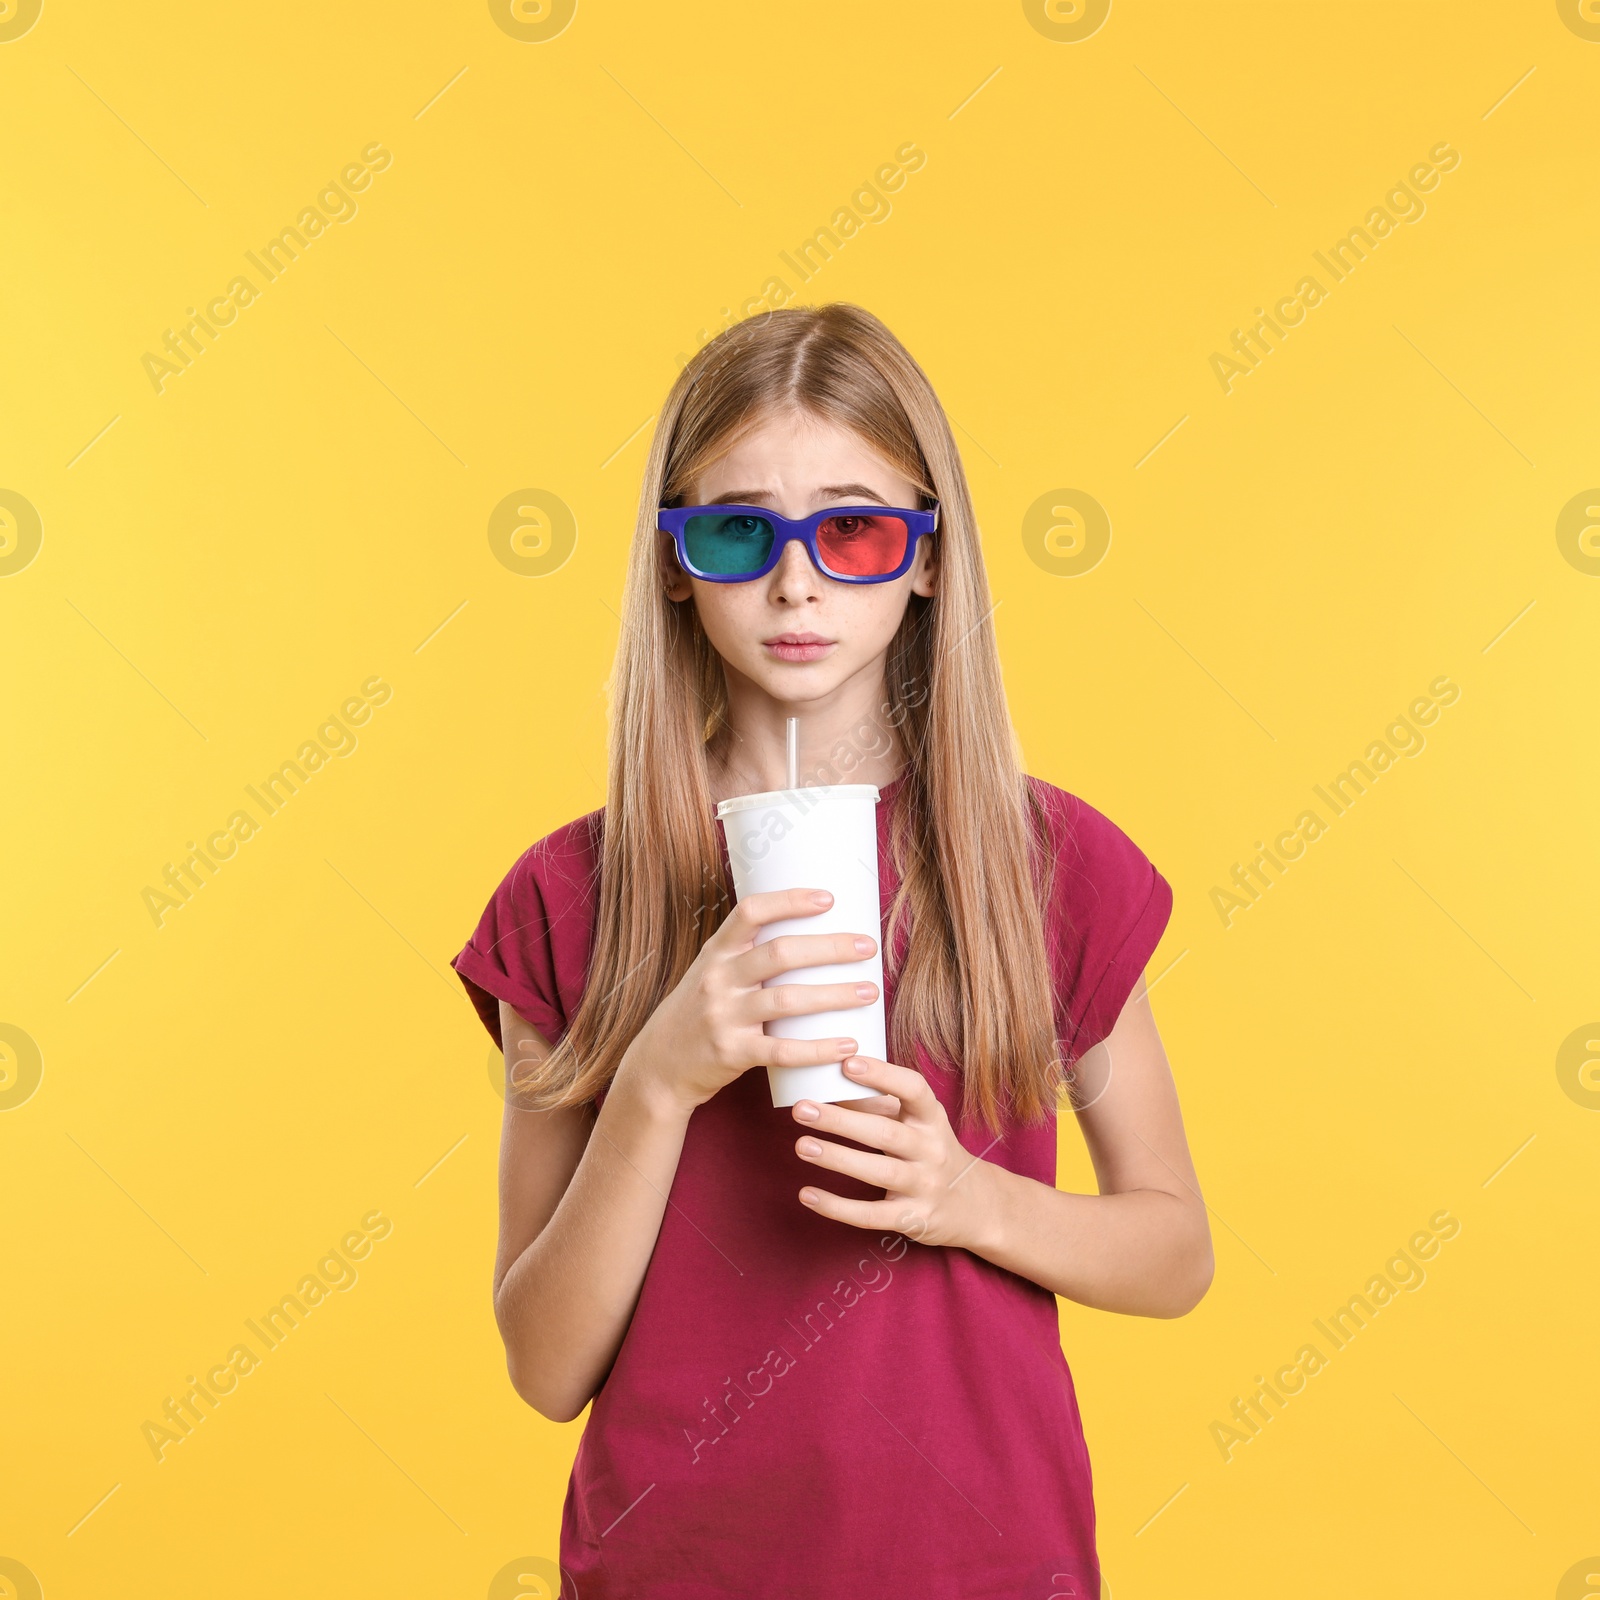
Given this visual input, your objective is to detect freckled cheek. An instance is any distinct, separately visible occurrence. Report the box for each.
[843,590,909,656]
[687,587,755,654]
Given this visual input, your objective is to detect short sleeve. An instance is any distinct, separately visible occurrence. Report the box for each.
[450,816,601,1053]
[1036,781,1174,1062]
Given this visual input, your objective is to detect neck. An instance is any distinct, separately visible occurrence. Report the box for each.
[707,656,906,802]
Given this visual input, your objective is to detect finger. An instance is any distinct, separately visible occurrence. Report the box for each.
[745,979,879,1025]
[838,1056,938,1118]
[838,1091,901,1116]
[797,1185,902,1231]
[721,887,837,945]
[791,1095,912,1157]
[760,1033,862,1069]
[729,929,878,985]
[795,1133,909,1192]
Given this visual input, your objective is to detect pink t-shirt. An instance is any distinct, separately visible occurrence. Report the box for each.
[453,769,1172,1600]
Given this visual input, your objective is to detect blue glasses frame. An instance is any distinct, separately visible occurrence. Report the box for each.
[658,502,939,584]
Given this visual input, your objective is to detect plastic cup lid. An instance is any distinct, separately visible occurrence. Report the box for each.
[714,783,880,819]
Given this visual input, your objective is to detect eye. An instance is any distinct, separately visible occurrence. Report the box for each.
[828,515,874,536]
[720,515,766,537]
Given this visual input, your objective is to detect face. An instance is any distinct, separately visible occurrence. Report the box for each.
[659,408,939,707]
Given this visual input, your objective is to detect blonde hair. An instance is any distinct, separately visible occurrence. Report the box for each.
[517,303,1064,1135]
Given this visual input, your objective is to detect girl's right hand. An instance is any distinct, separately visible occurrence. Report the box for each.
[620,888,879,1116]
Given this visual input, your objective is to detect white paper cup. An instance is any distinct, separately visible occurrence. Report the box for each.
[715,784,885,1108]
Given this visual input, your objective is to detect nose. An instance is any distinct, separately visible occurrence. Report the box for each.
[768,530,822,599]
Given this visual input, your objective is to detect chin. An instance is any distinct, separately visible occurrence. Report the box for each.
[748,656,849,697]
[757,666,842,695]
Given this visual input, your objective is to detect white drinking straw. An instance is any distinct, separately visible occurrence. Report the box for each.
[786,716,798,790]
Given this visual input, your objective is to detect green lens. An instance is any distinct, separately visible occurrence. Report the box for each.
[684,512,774,576]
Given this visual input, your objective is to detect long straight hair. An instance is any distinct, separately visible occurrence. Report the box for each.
[517,303,1064,1135]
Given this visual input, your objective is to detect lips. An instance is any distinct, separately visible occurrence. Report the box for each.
[763,633,836,662]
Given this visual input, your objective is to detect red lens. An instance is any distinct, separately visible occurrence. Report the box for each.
[815,514,909,576]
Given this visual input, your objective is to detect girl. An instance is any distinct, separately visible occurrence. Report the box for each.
[452,303,1212,1599]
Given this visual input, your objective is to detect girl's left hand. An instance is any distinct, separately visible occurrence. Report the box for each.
[791,1056,996,1250]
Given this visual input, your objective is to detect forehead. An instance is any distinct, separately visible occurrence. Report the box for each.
[695,409,917,502]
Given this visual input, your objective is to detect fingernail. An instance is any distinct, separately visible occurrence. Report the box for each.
[837,1039,858,1056]
[811,891,833,906]
[853,937,875,954]
[797,1138,821,1156]
[855,983,876,1000]
[844,1058,865,1073]
[794,1102,819,1121]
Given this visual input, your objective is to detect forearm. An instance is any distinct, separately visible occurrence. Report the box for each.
[962,1163,1213,1318]
[495,1060,692,1421]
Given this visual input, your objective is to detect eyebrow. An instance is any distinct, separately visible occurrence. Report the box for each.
[705,482,892,507]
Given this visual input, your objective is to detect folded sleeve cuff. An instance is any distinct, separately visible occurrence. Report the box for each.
[451,947,567,1055]
[1067,863,1174,1060]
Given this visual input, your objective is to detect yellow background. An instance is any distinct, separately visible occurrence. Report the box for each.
[2,1,1596,1595]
